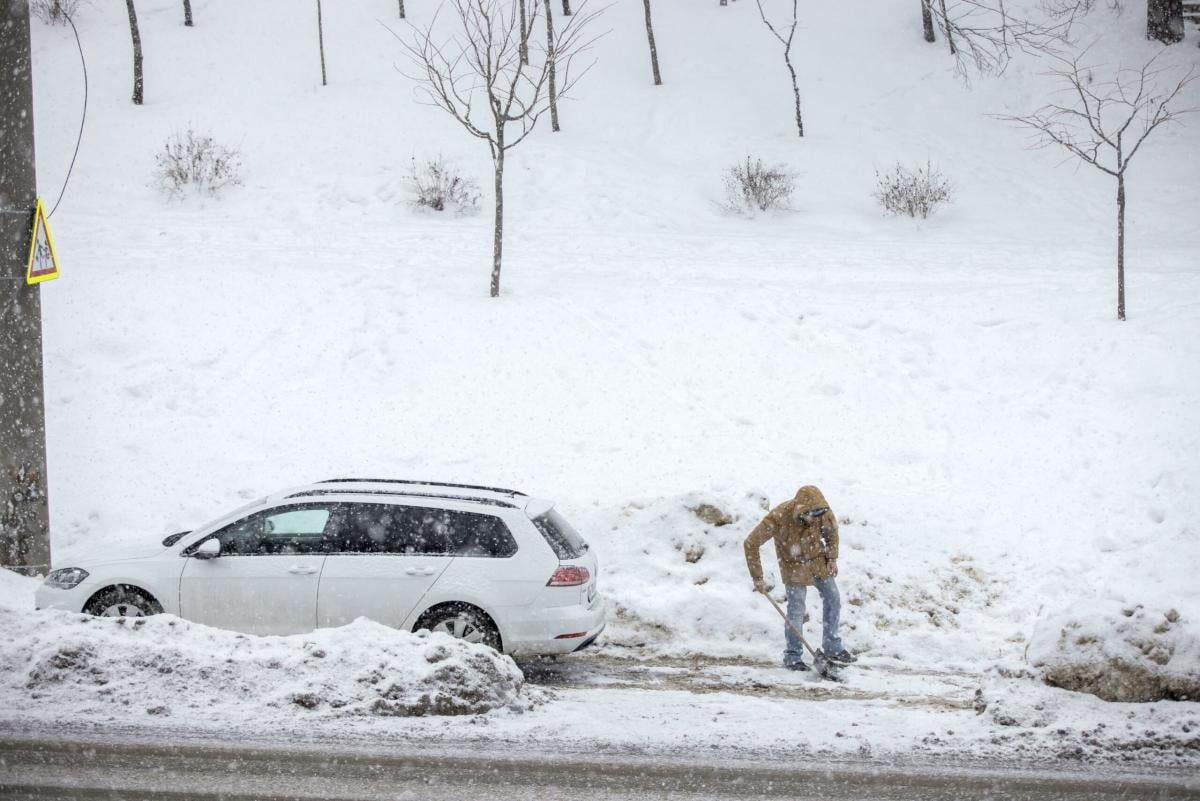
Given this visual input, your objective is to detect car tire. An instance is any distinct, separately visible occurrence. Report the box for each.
[83,585,163,618]
[416,604,501,651]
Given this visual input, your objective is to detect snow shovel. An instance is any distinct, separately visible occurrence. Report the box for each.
[757,588,842,681]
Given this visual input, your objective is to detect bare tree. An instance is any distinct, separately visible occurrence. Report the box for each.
[183,0,193,26]
[998,53,1197,320]
[399,0,406,19]
[562,0,571,15]
[546,0,560,129]
[642,0,662,86]
[938,0,957,53]
[125,0,143,105]
[921,0,937,42]
[754,0,802,137]
[317,0,328,86]
[925,0,1072,80]
[519,0,529,64]
[397,0,599,297]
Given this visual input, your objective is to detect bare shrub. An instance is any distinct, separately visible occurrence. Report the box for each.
[723,156,796,213]
[154,130,241,198]
[408,156,480,214]
[31,0,82,24]
[873,161,953,219]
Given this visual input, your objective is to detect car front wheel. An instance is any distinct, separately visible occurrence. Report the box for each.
[83,586,163,618]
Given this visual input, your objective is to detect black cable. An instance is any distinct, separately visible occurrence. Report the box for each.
[47,10,87,220]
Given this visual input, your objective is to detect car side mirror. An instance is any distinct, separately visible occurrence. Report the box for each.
[194,539,221,559]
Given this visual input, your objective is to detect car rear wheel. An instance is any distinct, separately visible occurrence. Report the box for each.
[83,586,163,618]
[416,604,501,651]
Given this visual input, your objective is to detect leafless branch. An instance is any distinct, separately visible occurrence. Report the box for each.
[996,49,1197,176]
[390,0,601,156]
[929,0,1073,82]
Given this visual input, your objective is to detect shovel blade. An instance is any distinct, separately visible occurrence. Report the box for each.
[813,649,843,682]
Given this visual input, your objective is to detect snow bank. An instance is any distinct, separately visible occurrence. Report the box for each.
[2,605,543,722]
[581,492,1021,668]
[977,674,1200,763]
[0,568,39,609]
[1027,603,1200,703]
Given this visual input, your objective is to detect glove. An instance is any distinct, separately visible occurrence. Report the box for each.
[753,578,768,594]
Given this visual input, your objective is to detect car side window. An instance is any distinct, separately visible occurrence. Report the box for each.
[326,504,451,555]
[323,504,516,557]
[208,505,332,556]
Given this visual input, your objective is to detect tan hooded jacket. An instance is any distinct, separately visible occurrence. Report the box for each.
[743,486,839,587]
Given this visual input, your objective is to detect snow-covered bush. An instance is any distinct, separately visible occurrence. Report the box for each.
[1027,603,1200,702]
[408,155,480,213]
[155,129,242,198]
[31,0,82,25]
[723,156,796,213]
[873,161,953,219]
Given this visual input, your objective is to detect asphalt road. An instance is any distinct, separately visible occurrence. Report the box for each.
[1,734,1197,801]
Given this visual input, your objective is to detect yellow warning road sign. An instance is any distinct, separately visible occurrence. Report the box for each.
[26,198,60,285]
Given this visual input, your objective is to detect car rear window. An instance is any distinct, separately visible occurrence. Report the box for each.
[532,509,589,560]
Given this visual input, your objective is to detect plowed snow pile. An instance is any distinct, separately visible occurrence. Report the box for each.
[1,593,541,722]
[581,492,1020,669]
[1028,603,1200,702]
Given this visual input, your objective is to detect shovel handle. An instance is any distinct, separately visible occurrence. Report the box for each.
[758,588,820,661]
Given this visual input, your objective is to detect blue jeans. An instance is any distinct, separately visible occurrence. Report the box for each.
[784,577,844,666]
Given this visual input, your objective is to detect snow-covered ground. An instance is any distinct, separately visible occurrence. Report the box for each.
[3,569,1198,768]
[7,0,1199,768]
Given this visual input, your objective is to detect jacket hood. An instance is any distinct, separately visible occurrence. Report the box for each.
[792,485,830,520]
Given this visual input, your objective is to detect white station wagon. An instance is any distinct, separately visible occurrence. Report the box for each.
[35,479,605,656]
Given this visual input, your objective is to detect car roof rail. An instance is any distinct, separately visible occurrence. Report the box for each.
[317,478,528,497]
[289,489,518,508]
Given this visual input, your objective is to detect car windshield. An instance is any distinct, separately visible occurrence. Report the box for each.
[532,509,589,560]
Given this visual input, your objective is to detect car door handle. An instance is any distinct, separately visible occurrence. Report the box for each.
[288,566,318,575]
[404,567,437,576]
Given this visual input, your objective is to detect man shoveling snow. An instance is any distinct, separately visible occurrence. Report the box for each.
[744,485,857,671]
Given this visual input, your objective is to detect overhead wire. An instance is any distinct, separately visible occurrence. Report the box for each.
[46,9,88,220]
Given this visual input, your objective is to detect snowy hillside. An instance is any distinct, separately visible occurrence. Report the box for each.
[24,0,1200,692]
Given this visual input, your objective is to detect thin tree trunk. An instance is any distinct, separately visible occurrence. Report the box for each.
[643,0,662,86]
[491,150,504,297]
[938,0,956,54]
[784,52,803,137]
[1146,0,1184,43]
[183,0,193,26]
[921,0,936,42]
[562,0,572,16]
[519,0,529,65]
[546,1,560,131]
[399,0,406,19]
[126,0,143,105]
[317,0,327,86]
[1117,172,1126,321]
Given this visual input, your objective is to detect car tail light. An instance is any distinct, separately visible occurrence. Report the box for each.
[547,566,590,586]
[555,631,587,639]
